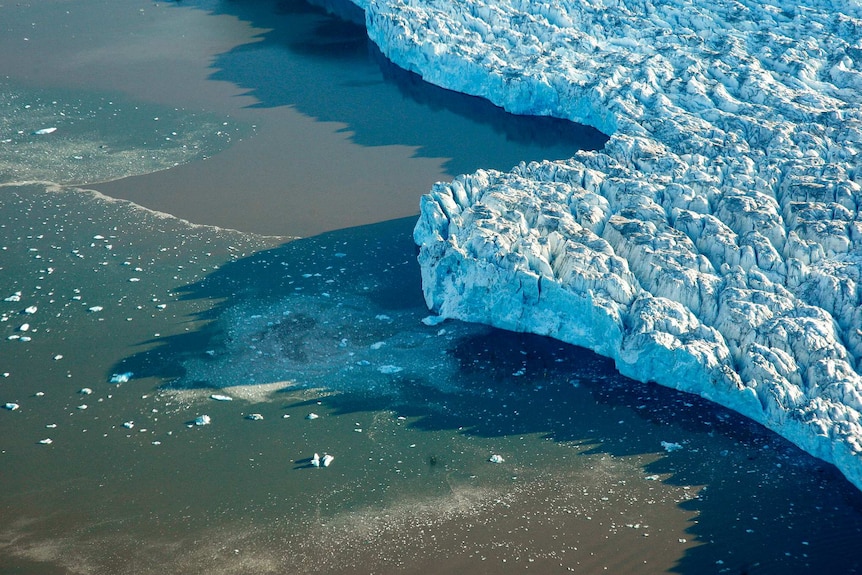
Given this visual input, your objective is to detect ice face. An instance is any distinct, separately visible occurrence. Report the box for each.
[338,0,862,490]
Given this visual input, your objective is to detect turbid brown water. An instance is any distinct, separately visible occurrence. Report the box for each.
[1,1,861,574]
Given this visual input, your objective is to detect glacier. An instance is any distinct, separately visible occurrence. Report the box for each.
[337,0,862,490]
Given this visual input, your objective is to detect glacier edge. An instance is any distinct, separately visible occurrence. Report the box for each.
[340,0,862,490]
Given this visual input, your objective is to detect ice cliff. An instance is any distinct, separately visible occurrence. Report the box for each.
[343,0,862,489]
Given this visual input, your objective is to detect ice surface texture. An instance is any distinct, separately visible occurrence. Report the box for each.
[343,0,862,489]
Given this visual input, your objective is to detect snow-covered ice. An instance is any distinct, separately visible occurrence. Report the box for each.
[339,0,862,489]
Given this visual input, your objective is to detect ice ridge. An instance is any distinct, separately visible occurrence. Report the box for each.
[343,0,862,489]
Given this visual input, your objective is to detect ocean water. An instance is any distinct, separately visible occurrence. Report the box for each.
[1,1,862,574]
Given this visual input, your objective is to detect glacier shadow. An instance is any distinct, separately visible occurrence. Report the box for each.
[111,215,862,575]
[192,0,608,177]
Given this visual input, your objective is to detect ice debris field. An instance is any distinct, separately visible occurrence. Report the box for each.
[335,0,862,489]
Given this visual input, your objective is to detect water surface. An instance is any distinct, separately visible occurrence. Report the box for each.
[1,1,861,574]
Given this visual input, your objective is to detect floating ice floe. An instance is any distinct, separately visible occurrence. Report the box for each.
[53,355,63,361]
[306,413,319,420]
[88,306,103,312]
[246,413,264,421]
[109,372,132,384]
[210,394,233,402]
[122,421,134,429]
[378,365,403,374]
[4,292,22,302]
[18,323,30,332]
[77,404,88,410]
[33,127,57,135]
[489,454,505,464]
[194,415,211,426]
[23,306,37,314]
[38,438,53,445]
[79,388,93,395]
[4,402,20,411]
[661,441,684,453]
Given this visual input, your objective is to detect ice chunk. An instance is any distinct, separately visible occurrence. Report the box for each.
[23,306,37,314]
[311,453,321,467]
[38,438,53,444]
[194,415,211,426]
[4,292,22,302]
[661,441,683,453]
[122,421,134,429]
[306,413,319,420]
[489,454,505,463]
[321,454,334,467]
[4,402,20,411]
[88,306,104,312]
[109,372,132,384]
[33,127,57,135]
[18,323,30,332]
[210,394,233,401]
[79,388,93,395]
[246,413,264,421]
[378,365,403,374]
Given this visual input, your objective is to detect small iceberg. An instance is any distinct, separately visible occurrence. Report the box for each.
[88,306,104,312]
[489,454,505,464]
[194,415,211,426]
[122,421,134,429]
[33,127,57,135]
[246,413,264,421]
[210,394,233,402]
[23,306,37,314]
[4,402,20,411]
[79,388,93,395]
[310,453,334,468]
[306,413,319,420]
[661,441,683,453]
[109,372,132,384]
[38,438,53,445]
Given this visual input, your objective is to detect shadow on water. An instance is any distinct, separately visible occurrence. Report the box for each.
[189,0,608,176]
[112,217,862,574]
